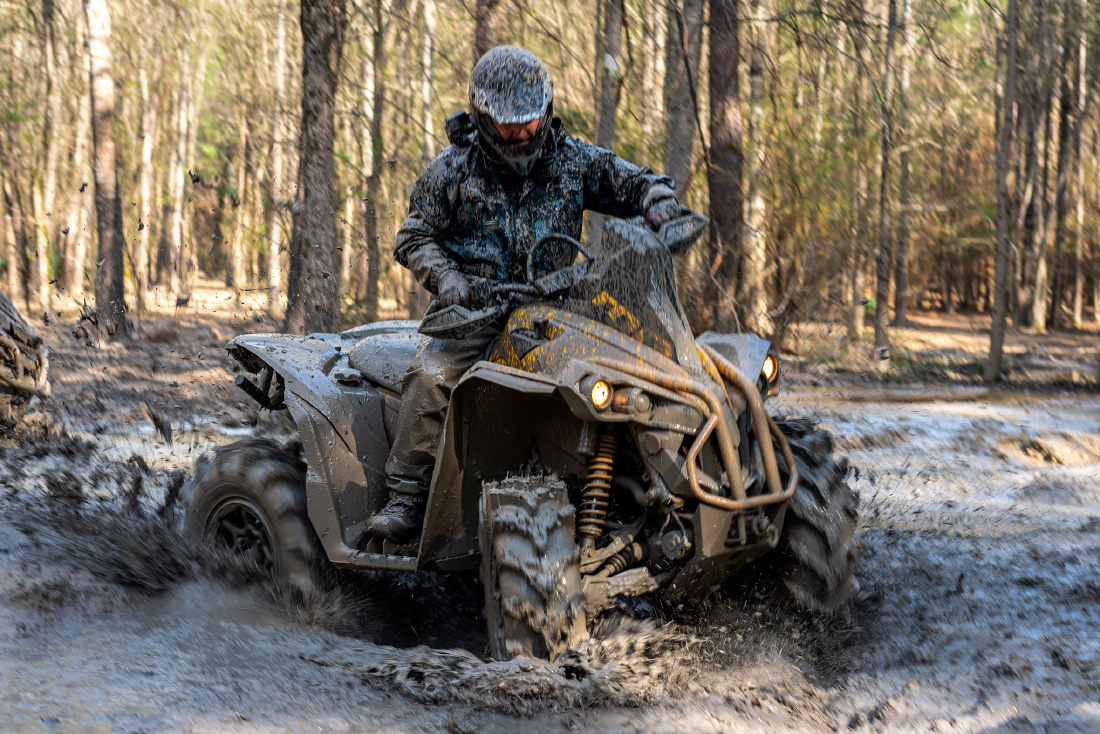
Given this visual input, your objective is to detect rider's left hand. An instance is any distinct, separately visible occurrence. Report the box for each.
[645,196,681,231]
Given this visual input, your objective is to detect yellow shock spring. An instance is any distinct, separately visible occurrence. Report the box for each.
[578,432,617,550]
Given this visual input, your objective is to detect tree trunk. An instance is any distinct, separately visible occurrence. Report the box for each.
[83,0,126,337]
[1,176,20,298]
[663,0,704,195]
[363,3,384,322]
[268,0,289,318]
[35,0,62,313]
[1046,6,1078,331]
[229,104,250,298]
[360,0,407,321]
[1070,11,1088,328]
[181,45,208,301]
[136,26,160,315]
[1,177,27,303]
[473,0,502,61]
[845,9,868,340]
[66,13,93,302]
[169,45,190,301]
[588,0,625,243]
[704,0,743,333]
[742,0,774,336]
[284,0,346,334]
[420,0,436,168]
[893,0,913,326]
[985,0,1019,383]
[872,0,898,360]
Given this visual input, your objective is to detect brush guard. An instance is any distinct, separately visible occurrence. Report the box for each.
[589,343,796,513]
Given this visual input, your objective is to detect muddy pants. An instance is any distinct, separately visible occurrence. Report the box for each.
[384,324,502,497]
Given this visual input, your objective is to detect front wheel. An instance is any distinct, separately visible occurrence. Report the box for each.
[772,418,860,615]
[480,476,589,660]
[181,439,331,600]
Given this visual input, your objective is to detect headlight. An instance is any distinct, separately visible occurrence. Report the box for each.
[761,354,778,381]
[590,380,613,410]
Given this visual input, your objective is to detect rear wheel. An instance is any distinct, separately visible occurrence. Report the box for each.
[480,476,588,660]
[772,418,859,615]
[181,439,331,599]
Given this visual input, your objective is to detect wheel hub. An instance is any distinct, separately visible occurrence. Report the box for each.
[209,500,275,574]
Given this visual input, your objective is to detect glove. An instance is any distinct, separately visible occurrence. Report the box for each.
[437,270,472,308]
[642,184,681,230]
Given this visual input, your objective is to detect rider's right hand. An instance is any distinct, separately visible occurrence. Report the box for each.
[438,270,472,308]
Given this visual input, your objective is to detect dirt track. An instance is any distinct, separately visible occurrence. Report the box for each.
[1,301,1098,733]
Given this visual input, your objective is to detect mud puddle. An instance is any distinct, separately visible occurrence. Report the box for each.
[1,393,1100,732]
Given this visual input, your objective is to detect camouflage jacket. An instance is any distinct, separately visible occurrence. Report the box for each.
[394,112,675,293]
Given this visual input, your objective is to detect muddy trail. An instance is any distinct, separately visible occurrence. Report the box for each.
[1,314,1099,731]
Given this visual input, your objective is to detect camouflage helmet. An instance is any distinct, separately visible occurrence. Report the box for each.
[469,45,554,176]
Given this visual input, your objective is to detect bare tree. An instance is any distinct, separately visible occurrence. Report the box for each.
[663,0,704,195]
[705,0,743,333]
[83,0,126,336]
[135,9,160,314]
[893,0,913,326]
[742,0,774,336]
[871,0,898,360]
[589,0,624,241]
[285,0,346,334]
[473,0,503,61]
[268,0,290,318]
[33,0,62,313]
[986,0,1020,383]
[65,10,93,303]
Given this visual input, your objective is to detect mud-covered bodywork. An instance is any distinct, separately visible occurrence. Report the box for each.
[0,292,49,424]
[225,215,793,604]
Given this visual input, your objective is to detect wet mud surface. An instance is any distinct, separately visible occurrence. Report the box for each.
[1,313,1099,732]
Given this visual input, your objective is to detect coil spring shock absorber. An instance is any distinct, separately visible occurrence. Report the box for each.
[578,432,617,553]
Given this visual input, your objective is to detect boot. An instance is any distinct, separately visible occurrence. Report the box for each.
[365,493,424,543]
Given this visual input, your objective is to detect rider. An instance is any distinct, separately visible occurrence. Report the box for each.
[366,45,682,542]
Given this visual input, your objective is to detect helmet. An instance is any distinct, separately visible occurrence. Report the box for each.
[469,46,554,176]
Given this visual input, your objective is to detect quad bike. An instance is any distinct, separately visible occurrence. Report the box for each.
[0,292,49,425]
[182,211,857,660]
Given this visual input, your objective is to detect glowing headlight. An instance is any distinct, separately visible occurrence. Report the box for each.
[590,380,613,410]
[761,354,778,381]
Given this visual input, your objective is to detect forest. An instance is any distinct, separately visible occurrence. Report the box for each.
[0,0,1098,382]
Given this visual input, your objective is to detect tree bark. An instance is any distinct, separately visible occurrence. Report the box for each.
[83,0,126,337]
[985,0,1019,384]
[663,0,704,195]
[181,45,208,302]
[285,0,346,334]
[893,0,913,326]
[1,176,27,303]
[1046,5,1078,331]
[742,0,773,336]
[66,11,93,302]
[229,104,250,298]
[1070,10,1088,328]
[268,0,289,317]
[845,8,868,340]
[420,0,436,168]
[168,44,189,301]
[704,0,743,333]
[587,0,625,243]
[473,0,503,62]
[34,0,62,313]
[872,0,898,360]
[136,22,160,315]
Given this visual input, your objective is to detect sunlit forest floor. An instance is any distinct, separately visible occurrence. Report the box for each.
[32,276,1100,441]
[0,279,1097,732]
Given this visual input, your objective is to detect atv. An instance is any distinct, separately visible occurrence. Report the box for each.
[0,292,49,426]
[182,211,857,660]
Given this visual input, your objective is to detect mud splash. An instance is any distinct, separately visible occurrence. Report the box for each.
[304,615,695,715]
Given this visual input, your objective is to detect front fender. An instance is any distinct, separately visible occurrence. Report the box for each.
[418,362,576,570]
